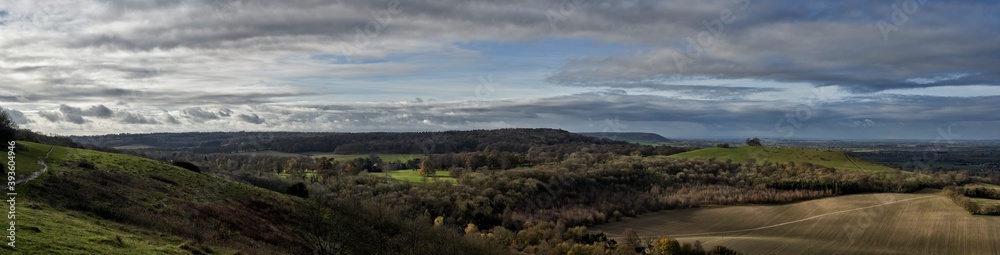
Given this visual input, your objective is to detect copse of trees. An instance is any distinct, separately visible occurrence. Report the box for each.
[745,137,762,146]
[0,107,18,146]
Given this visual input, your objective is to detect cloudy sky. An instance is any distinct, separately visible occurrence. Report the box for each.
[1,0,998,139]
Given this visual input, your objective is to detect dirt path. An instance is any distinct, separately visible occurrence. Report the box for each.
[845,153,865,171]
[8,146,53,187]
[635,195,937,238]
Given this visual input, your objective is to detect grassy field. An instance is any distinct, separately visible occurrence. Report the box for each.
[590,190,1000,255]
[669,146,899,173]
[304,153,423,162]
[234,150,306,157]
[387,169,456,183]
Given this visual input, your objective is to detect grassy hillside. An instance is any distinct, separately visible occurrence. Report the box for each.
[7,143,203,254]
[591,191,1000,254]
[12,141,502,255]
[670,146,898,172]
[14,141,307,254]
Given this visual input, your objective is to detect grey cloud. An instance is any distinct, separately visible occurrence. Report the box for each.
[238,113,265,124]
[38,111,61,122]
[164,114,182,125]
[0,84,313,106]
[183,107,221,121]
[5,109,31,125]
[87,105,114,118]
[117,112,159,124]
[540,1,1000,92]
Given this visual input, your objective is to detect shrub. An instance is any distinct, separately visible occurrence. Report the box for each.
[77,159,96,170]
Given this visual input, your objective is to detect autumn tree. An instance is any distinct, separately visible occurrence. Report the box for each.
[653,236,681,255]
[419,158,435,178]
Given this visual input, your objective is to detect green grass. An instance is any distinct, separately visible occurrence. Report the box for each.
[669,146,899,173]
[12,141,309,254]
[387,169,456,183]
[304,153,423,162]
[13,202,220,255]
[233,150,306,157]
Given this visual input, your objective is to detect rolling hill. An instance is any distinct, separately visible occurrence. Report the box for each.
[669,146,899,172]
[578,132,671,144]
[590,190,1000,254]
[10,141,502,254]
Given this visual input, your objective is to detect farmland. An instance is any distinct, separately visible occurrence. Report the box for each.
[590,190,1000,255]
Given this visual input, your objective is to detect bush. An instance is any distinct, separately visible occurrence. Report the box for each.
[77,160,96,170]
[716,143,730,148]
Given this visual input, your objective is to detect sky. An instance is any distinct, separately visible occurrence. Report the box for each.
[1,0,999,140]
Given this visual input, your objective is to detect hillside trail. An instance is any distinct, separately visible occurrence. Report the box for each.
[637,195,937,238]
[845,153,866,171]
[5,146,54,189]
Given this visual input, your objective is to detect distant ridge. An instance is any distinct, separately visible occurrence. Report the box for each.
[578,132,671,144]
[71,128,631,154]
[670,146,898,173]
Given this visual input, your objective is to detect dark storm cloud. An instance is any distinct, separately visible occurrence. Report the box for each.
[237,113,265,124]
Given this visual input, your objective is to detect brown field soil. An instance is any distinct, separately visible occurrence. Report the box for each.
[590,190,1000,255]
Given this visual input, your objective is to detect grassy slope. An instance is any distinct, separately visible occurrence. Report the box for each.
[14,141,304,254]
[591,191,1000,255]
[13,142,502,255]
[9,142,193,254]
[669,146,898,173]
